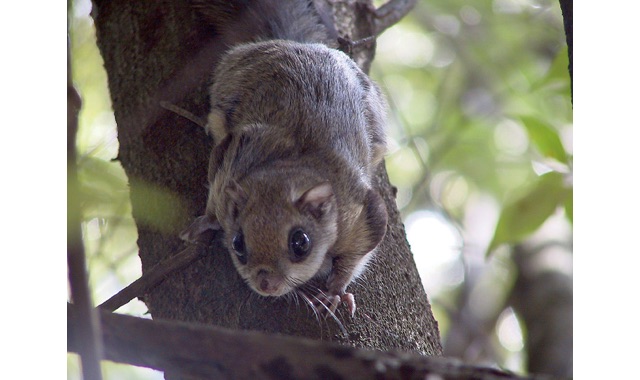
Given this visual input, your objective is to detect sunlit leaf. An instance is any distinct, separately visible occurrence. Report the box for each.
[75,156,131,221]
[488,171,569,254]
[128,180,189,234]
[534,45,570,91]
[564,187,573,224]
[520,116,568,163]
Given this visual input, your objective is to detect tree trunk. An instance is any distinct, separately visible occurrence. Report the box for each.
[510,242,573,377]
[558,0,572,98]
[92,0,441,367]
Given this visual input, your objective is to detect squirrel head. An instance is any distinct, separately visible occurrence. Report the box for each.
[218,172,338,297]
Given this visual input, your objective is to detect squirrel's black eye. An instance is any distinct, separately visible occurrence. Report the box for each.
[232,232,246,257]
[231,232,247,265]
[289,228,311,260]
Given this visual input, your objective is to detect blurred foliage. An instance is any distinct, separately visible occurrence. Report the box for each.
[371,0,572,375]
[375,1,571,218]
[68,0,571,378]
[488,171,569,252]
[68,0,162,378]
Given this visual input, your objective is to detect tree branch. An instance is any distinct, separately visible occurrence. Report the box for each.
[511,242,573,377]
[68,303,532,380]
[98,243,209,312]
[374,0,418,35]
[558,0,572,100]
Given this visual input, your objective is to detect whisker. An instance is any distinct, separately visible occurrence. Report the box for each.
[297,289,323,336]
[240,290,253,313]
[287,276,307,289]
[247,290,257,304]
[308,291,347,337]
[290,291,300,308]
[297,290,315,315]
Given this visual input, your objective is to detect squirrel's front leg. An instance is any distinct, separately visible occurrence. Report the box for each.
[325,253,373,317]
[318,189,388,316]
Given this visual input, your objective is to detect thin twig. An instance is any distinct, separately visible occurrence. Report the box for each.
[159,100,208,129]
[374,0,418,35]
[98,244,207,312]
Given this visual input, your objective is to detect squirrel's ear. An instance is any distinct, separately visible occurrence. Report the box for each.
[226,180,248,205]
[295,182,334,219]
[225,180,249,220]
[180,214,221,243]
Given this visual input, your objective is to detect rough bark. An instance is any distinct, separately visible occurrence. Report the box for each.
[91,0,441,368]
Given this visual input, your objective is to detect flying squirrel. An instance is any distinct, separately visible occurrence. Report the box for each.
[179,0,389,317]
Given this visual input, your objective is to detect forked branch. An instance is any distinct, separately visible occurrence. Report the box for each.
[374,0,418,35]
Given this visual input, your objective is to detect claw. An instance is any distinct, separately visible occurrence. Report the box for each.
[311,293,338,314]
[312,292,357,317]
[342,293,356,317]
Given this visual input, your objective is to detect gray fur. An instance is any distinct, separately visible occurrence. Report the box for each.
[183,0,388,315]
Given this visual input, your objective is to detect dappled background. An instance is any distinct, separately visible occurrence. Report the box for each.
[68,0,572,378]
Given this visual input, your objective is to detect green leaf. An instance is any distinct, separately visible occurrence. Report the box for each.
[128,180,189,234]
[488,171,569,254]
[532,45,570,91]
[564,187,573,224]
[520,116,568,164]
[76,156,131,214]
[74,156,187,234]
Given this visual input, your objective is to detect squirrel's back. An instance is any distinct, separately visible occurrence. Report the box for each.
[211,40,383,168]
[199,0,387,198]
[194,0,333,46]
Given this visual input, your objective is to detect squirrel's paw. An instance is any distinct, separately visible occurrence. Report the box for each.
[311,291,356,318]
